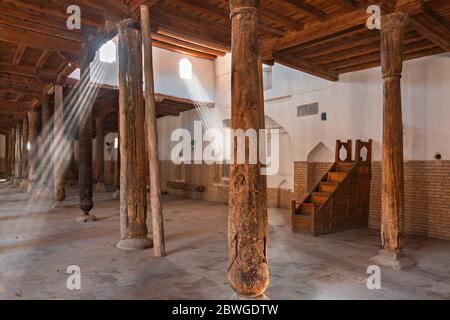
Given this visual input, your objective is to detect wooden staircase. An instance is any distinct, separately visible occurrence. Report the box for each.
[292,140,372,236]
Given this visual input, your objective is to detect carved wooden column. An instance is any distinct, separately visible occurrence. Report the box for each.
[14,123,22,184]
[37,94,53,197]
[5,132,10,178]
[77,39,96,222]
[53,84,66,202]
[116,19,152,250]
[27,110,38,192]
[228,0,269,298]
[141,4,165,257]
[9,127,16,183]
[371,13,415,270]
[94,117,106,192]
[20,117,29,187]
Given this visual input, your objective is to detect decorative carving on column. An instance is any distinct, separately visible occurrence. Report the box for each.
[371,13,415,270]
[227,0,269,298]
[116,19,152,250]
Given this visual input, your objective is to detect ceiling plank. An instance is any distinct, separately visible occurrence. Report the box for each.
[409,14,450,51]
[285,0,328,21]
[0,24,81,53]
[152,33,226,57]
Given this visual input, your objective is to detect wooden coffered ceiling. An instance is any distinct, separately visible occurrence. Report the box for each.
[1,0,450,131]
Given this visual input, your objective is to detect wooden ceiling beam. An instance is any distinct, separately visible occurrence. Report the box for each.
[152,39,217,60]
[260,6,304,30]
[409,9,450,51]
[152,33,226,57]
[0,63,56,81]
[12,44,26,65]
[0,24,81,53]
[2,0,105,28]
[263,9,370,59]
[272,50,338,81]
[150,5,231,50]
[0,9,82,42]
[332,0,357,10]
[284,0,328,21]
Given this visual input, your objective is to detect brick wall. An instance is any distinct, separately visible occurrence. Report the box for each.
[369,161,450,241]
[159,161,292,208]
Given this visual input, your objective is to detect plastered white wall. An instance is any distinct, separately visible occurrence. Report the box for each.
[157,52,450,190]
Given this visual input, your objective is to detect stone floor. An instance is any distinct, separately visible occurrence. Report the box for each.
[0,181,449,300]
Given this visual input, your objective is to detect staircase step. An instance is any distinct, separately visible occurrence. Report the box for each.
[336,161,355,172]
[319,181,338,192]
[328,171,347,182]
[311,192,330,204]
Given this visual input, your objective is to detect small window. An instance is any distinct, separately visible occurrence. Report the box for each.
[179,58,192,80]
[263,66,272,91]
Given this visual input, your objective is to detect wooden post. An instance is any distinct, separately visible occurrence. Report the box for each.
[14,123,22,183]
[116,19,152,250]
[27,110,38,192]
[37,94,53,198]
[371,13,415,269]
[9,127,16,182]
[20,117,29,186]
[141,4,166,257]
[77,38,96,222]
[5,132,10,178]
[53,84,65,202]
[228,0,269,298]
[94,117,106,192]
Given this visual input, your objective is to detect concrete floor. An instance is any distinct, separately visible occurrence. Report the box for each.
[0,181,449,300]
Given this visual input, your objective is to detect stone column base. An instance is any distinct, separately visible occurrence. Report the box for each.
[13,178,22,186]
[75,214,97,223]
[94,182,106,193]
[370,249,416,270]
[117,237,153,251]
[27,182,37,193]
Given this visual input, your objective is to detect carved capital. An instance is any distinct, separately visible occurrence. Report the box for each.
[381,13,409,33]
[230,0,259,18]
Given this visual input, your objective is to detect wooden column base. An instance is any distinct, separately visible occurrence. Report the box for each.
[94,182,106,193]
[116,237,153,251]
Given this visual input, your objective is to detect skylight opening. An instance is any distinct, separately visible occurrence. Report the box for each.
[99,40,117,63]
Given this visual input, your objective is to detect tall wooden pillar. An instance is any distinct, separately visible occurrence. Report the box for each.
[77,39,96,222]
[141,5,165,257]
[116,19,152,250]
[53,84,66,201]
[37,94,53,197]
[9,127,16,182]
[14,123,22,183]
[20,117,29,185]
[27,110,38,192]
[372,13,415,269]
[94,117,106,192]
[228,0,269,298]
[5,132,10,177]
